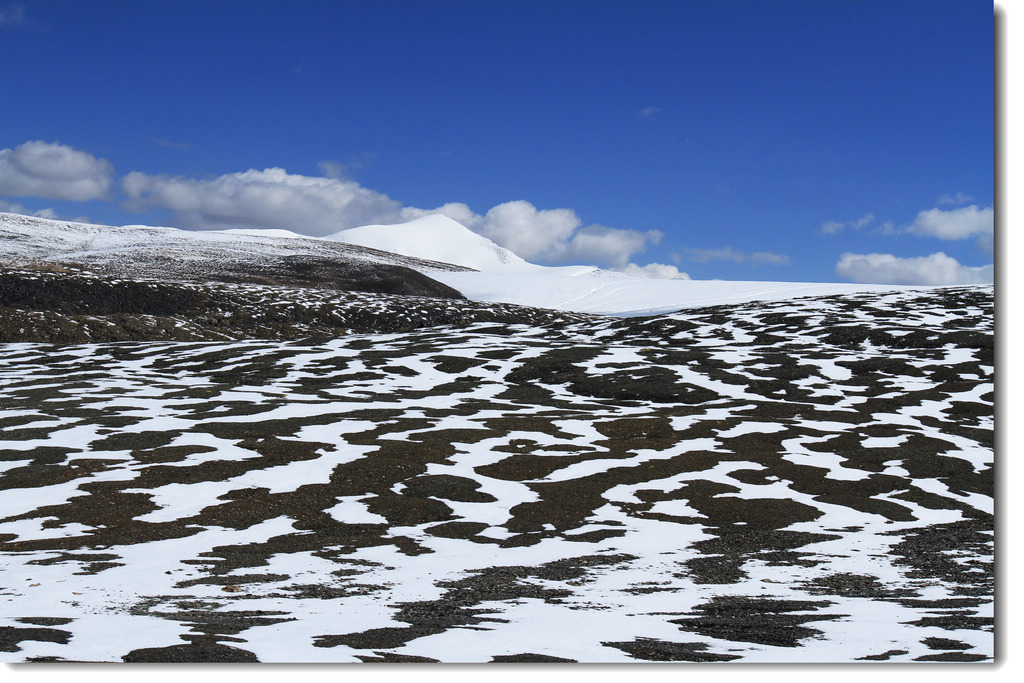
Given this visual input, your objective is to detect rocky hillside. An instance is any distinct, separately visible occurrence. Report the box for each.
[0,266,590,342]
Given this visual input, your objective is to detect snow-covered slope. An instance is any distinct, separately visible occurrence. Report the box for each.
[0,211,474,300]
[0,212,469,273]
[430,269,924,317]
[327,214,529,271]
[2,211,923,316]
[327,213,923,316]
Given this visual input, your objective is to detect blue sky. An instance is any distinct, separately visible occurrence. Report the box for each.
[1,0,995,284]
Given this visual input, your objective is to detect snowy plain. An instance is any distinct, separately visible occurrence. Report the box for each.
[0,213,994,662]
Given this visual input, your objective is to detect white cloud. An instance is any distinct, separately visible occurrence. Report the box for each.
[975,231,994,256]
[820,213,874,235]
[938,192,974,205]
[561,224,662,267]
[317,155,373,179]
[120,168,661,267]
[0,141,114,201]
[317,160,347,179]
[476,201,583,262]
[0,199,53,218]
[640,106,662,117]
[400,201,480,227]
[1,199,31,214]
[750,251,791,266]
[832,205,994,257]
[404,200,583,261]
[121,167,406,234]
[405,200,659,267]
[684,246,789,266]
[0,199,92,223]
[5,140,661,269]
[905,205,993,241]
[853,213,875,229]
[615,262,690,279]
[835,251,993,286]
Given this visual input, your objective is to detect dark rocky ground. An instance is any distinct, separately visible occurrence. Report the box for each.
[0,266,592,342]
[0,266,994,663]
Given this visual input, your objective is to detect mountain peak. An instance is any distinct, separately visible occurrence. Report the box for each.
[326,214,530,272]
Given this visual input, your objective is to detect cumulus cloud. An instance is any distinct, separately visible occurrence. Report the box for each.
[477,201,583,261]
[836,204,993,248]
[403,201,572,260]
[0,141,114,201]
[4,139,661,268]
[975,231,994,256]
[905,205,993,241]
[400,201,480,227]
[120,167,661,267]
[560,224,662,267]
[684,246,789,266]
[408,200,661,267]
[615,262,690,279]
[121,167,406,234]
[835,251,993,286]
[639,106,662,117]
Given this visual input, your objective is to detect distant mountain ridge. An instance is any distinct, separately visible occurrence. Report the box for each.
[1,211,928,316]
